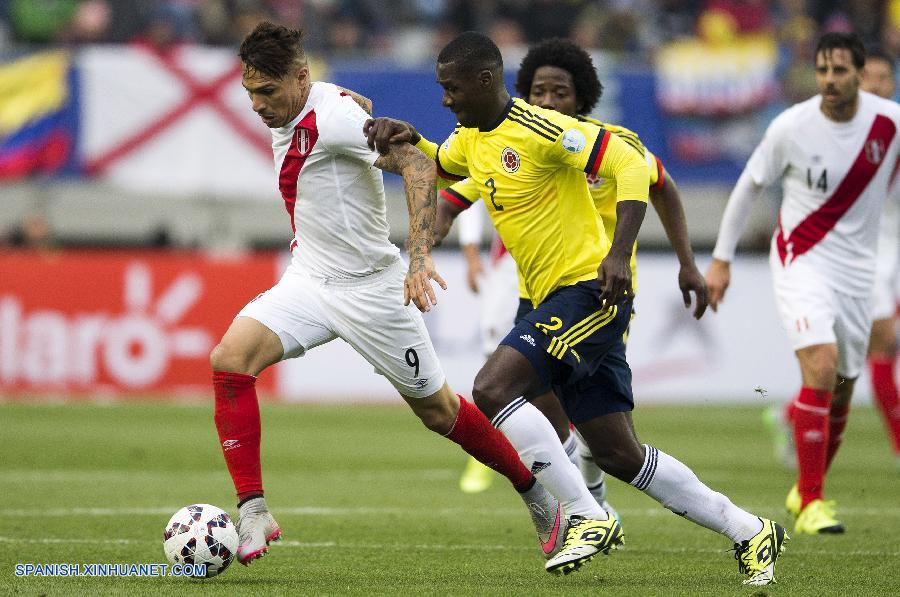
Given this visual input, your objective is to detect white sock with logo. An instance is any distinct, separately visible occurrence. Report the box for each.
[492,398,606,520]
[562,431,578,466]
[574,430,607,502]
[631,445,762,542]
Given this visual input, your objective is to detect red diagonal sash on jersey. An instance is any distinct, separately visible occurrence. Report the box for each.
[777,114,896,265]
[85,44,270,175]
[278,111,319,250]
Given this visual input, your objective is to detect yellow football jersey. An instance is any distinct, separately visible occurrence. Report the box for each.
[440,114,661,302]
[431,98,648,306]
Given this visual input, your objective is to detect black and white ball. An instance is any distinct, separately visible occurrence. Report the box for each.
[163,504,238,578]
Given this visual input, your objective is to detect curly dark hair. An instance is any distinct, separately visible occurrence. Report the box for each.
[515,38,603,114]
[239,21,306,80]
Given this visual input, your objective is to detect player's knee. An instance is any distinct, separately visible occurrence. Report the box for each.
[800,349,838,387]
[471,374,507,420]
[209,342,252,374]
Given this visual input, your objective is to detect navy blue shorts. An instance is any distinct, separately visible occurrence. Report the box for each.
[502,281,634,424]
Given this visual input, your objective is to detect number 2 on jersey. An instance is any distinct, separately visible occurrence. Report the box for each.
[485,178,504,211]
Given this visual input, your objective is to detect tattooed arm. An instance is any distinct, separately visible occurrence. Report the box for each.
[337,86,373,115]
[373,143,447,311]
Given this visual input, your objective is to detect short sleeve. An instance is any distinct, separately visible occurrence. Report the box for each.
[542,117,609,174]
[320,95,381,166]
[745,112,791,187]
[645,148,665,190]
[544,119,649,202]
[440,178,480,210]
[435,128,469,181]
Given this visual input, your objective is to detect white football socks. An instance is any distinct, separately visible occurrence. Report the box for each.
[574,430,607,502]
[562,431,578,466]
[631,445,762,543]
[492,398,607,520]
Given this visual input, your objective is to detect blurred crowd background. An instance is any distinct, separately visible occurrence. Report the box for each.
[2,1,900,251]
[0,1,898,68]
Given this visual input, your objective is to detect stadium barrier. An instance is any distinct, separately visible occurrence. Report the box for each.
[1,250,889,404]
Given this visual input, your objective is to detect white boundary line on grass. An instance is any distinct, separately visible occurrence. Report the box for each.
[2,505,900,517]
[1,537,898,558]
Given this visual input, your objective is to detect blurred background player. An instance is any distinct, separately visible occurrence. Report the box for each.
[706,33,900,535]
[213,22,563,567]
[764,46,900,471]
[859,48,900,467]
[451,40,710,520]
[367,32,787,585]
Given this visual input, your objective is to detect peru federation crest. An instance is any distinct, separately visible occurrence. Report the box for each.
[501,147,520,173]
[296,128,313,157]
[865,138,885,165]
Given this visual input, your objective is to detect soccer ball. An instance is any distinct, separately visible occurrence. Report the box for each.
[163,504,238,578]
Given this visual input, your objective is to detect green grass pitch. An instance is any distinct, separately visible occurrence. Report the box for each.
[1,400,897,595]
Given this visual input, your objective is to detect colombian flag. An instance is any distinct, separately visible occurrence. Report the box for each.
[0,51,79,178]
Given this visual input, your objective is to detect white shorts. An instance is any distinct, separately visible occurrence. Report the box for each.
[770,254,872,378]
[238,258,445,398]
[871,237,899,321]
[479,252,519,357]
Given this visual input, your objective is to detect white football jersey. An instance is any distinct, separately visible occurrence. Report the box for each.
[270,82,400,279]
[747,90,900,296]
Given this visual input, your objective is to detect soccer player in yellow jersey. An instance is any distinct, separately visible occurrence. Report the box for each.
[365,32,787,584]
[446,38,709,511]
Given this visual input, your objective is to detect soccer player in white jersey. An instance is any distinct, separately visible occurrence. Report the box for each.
[706,32,900,535]
[210,22,564,567]
[859,48,900,465]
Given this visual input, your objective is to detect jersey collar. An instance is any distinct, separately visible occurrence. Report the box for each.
[480,98,514,132]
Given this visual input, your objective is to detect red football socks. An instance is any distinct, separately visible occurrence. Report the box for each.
[792,387,831,508]
[445,395,534,491]
[213,371,263,501]
[869,357,900,454]
[825,404,849,470]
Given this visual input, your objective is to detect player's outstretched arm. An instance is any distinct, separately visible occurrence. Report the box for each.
[373,143,447,312]
[705,168,766,312]
[649,171,709,319]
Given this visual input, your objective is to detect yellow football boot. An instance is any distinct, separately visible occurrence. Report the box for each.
[794,499,845,534]
[459,456,494,494]
[545,515,624,575]
[732,517,789,586]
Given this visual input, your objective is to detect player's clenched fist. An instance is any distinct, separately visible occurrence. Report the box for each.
[364,117,420,153]
[404,254,448,312]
